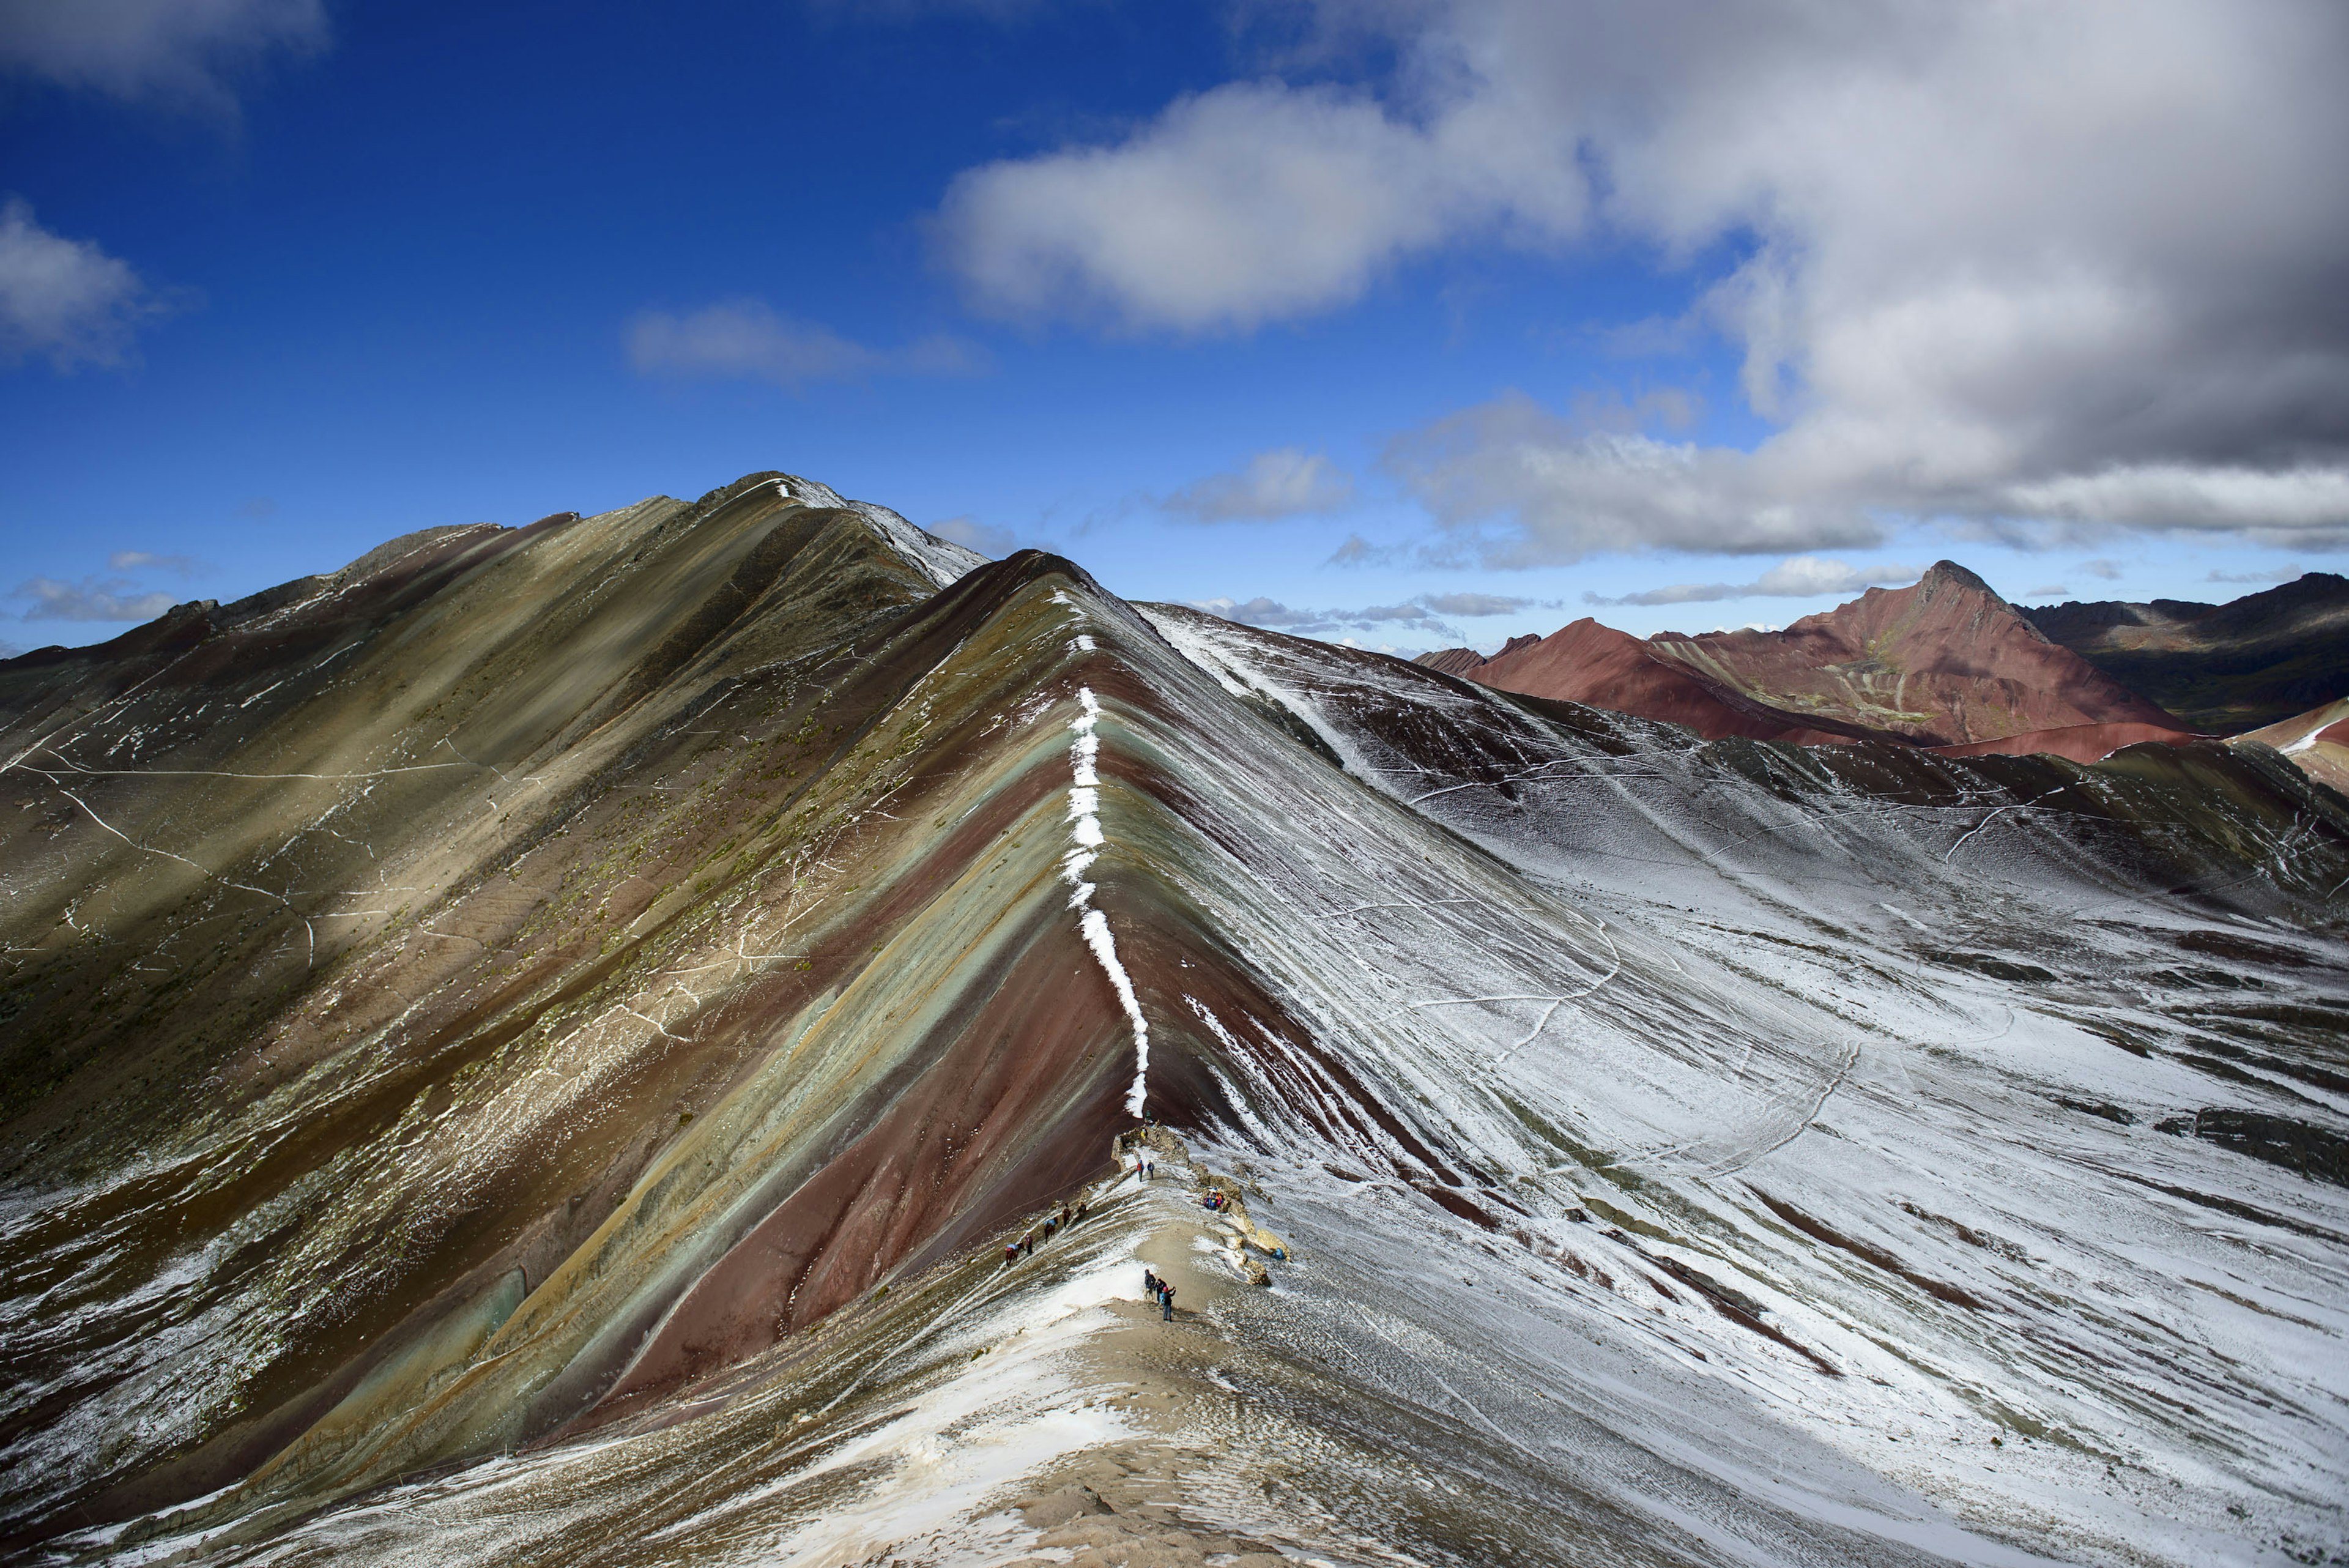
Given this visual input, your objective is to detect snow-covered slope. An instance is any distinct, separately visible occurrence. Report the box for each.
[2,476,2343,1567]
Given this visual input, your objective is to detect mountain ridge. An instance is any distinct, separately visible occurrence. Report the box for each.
[2021,571,2349,732]
[5,474,2347,1566]
[1426,560,2185,749]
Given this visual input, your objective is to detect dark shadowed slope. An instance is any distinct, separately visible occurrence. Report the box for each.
[4,474,2347,1567]
[2022,573,2349,733]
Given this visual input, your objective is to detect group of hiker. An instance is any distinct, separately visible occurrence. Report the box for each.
[1141,1266,1177,1321]
[1116,1121,1160,1183]
[1200,1188,1230,1213]
[1001,1198,1089,1267]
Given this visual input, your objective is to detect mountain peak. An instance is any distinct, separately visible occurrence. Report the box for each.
[1462,559,2180,746]
[1918,559,1997,596]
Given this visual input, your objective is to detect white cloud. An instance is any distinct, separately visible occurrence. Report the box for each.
[1190,595,1321,630]
[2077,558,2125,581]
[1586,555,1924,607]
[12,576,177,622]
[2206,563,2303,585]
[940,80,1583,332]
[929,515,1017,556]
[1160,447,1355,521]
[936,1,2349,557]
[0,199,176,371]
[1416,590,1535,617]
[2021,585,2071,601]
[1997,465,2349,549]
[1190,587,1537,639]
[0,0,325,108]
[626,299,985,388]
[1390,393,1884,560]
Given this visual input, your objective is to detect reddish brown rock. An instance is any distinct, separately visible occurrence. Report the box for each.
[1471,619,1848,742]
[1454,563,2184,749]
[1930,721,2205,766]
[2232,698,2349,798]
[1641,563,2183,746]
[1414,646,1493,677]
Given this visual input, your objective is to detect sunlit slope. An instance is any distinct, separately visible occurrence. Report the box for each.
[1,477,2344,1567]
[0,475,1127,1542]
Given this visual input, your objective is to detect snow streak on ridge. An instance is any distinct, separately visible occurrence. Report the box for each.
[1060,686,1149,1115]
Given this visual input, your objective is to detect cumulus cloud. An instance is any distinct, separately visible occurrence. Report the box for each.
[941,80,1584,332]
[937,1,2349,557]
[0,199,178,371]
[1585,555,1925,607]
[12,576,177,622]
[1160,447,1355,521]
[0,0,325,109]
[626,299,985,388]
[929,515,1017,556]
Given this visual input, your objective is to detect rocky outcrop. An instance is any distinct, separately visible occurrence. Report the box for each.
[1414,645,1494,677]
[1414,633,1535,679]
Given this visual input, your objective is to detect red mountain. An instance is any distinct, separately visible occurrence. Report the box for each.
[1465,619,1889,744]
[1420,562,2188,750]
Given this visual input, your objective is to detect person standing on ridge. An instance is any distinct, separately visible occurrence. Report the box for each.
[1160,1282,1176,1321]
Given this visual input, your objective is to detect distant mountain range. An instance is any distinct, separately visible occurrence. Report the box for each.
[2020,572,2349,732]
[1421,563,2348,776]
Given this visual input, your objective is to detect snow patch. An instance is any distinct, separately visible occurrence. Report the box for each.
[1061,688,1150,1115]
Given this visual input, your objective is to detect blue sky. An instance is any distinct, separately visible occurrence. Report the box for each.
[4,1,2343,658]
